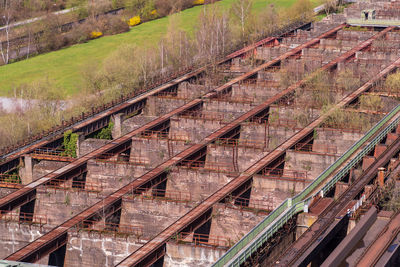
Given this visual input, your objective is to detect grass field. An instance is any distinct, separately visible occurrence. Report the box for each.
[0,0,323,96]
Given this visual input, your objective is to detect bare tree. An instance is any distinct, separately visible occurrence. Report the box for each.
[0,0,14,64]
[323,0,337,16]
[230,0,253,40]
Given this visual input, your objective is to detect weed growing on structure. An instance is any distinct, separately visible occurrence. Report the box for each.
[385,71,400,94]
[93,122,114,140]
[336,69,361,93]
[64,194,71,206]
[62,130,79,158]
[359,95,383,112]
[379,181,400,212]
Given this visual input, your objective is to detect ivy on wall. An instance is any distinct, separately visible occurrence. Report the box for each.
[62,130,79,158]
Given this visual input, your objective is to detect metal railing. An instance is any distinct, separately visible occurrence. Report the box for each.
[214,104,400,267]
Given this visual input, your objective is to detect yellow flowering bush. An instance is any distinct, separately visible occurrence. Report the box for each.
[128,16,141,27]
[193,0,205,5]
[90,31,103,39]
[150,9,157,16]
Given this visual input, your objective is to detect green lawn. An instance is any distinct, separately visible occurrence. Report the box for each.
[0,0,322,96]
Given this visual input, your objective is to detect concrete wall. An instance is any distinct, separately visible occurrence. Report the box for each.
[120,198,195,239]
[164,242,227,267]
[314,128,364,155]
[206,145,269,172]
[240,122,298,150]
[0,188,18,198]
[31,160,69,182]
[144,97,186,116]
[203,99,253,119]
[177,82,214,99]
[166,169,233,202]
[65,230,142,267]
[170,117,222,143]
[270,106,320,128]
[284,150,339,180]
[34,188,101,226]
[209,203,264,243]
[80,138,110,157]
[231,83,281,103]
[86,160,147,195]
[251,175,298,210]
[0,221,51,259]
[118,115,157,136]
[256,46,290,61]
[130,137,189,169]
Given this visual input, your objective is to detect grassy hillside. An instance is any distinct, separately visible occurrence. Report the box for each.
[0,0,322,96]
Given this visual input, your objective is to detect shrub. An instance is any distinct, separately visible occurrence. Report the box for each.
[91,31,103,39]
[94,122,114,139]
[385,71,400,94]
[193,0,204,5]
[128,16,141,26]
[104,16,130,34]
[62,130,78,158]
[359,95,383,111]
[150,9,158,17]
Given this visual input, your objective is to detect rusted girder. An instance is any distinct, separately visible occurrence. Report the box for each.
[2,24,348,263]
[116,31,400,267]
[5,24,393,264]
[0,24,346,215]
[0,33,280,173]
[276,132,400,266]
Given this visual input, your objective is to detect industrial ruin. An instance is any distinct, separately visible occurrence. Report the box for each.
[2,0,400,266]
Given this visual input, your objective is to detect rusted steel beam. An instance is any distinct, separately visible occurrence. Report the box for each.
[0,24,346,215]
[355,212,400,267]
[0,33,280,173]
[277,132,400,266]
[116,32,400,267]
[2,24,347,263]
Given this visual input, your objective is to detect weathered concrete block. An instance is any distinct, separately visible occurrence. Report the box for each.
[86,160,147,195]
[206,144,269,172]
[129,137,190,169]
[80,138,110,157]
[65,230,142,267]
[362,156,376,171]
[144,96,186,116]
[334,182,349,199]
[34,188,101,226]
[119,115,157,136]
[166,169,233,202]
[209,203,265,243]
[0,221,51,259]
[314,128,364,155]
[240,122,299,151]
[120,198,195,239]
[284,150,339,179]
[32,160,69,182]
[170,117,222,143]
[386,133,398,146]
[164,242,227,267]
[374,144,387,158]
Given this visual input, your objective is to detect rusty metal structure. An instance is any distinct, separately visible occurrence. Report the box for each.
[3,1,400,266]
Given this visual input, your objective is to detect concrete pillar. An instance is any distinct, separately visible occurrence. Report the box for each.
[334,182,349,199]
[362,156,375,171]
[22,155,33,184]
[374,144,387,158]
[113,113,124,139]
[386,133,398,145]
[378,167,386,187]
[76,132,85,158]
